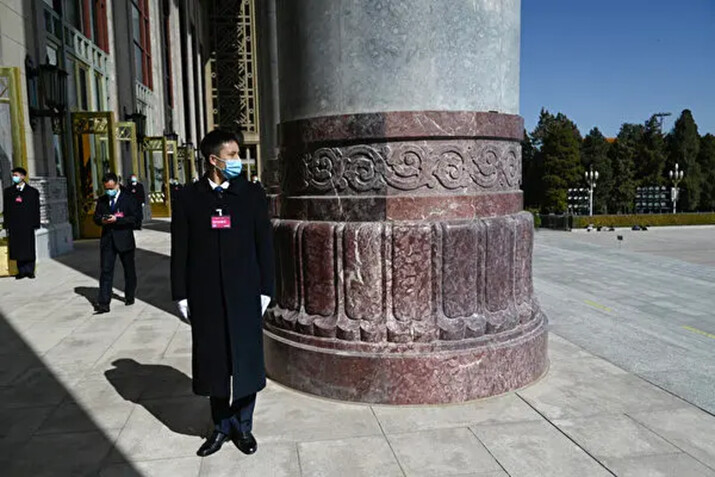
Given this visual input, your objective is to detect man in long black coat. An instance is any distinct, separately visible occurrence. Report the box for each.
[2,167,41,279]
[93,172,140,313]
[171,130,274,457]
[125,174,145,229]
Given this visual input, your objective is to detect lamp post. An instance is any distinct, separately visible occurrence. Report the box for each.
[585,167,599,216]
[669,163,684,214]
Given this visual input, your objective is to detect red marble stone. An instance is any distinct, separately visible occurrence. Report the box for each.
[264,313,548,405]
[280,111,524,145]
[265,111,548,404]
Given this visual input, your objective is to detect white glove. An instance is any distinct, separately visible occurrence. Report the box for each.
[261,295,271,316]
[177,299,190,323]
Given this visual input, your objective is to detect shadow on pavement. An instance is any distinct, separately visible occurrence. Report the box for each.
[74,285,124,305]
[0,311,142,476]
[105,359,208,438]
[55,240,184,321]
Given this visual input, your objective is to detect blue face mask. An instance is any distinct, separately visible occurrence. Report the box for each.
[214,157,243,180]
[105,188,118,198]
[12,176,22,184]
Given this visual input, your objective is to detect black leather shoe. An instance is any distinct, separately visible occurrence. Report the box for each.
[27,274,36,279]
[125,298,135,306]
[94,304,110,314]
[232,431,258,455]
[14,275,24,280]
[197,430,229,457]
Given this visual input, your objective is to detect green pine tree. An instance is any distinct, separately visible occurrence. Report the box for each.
[667,110,701,211]
[609,124,642,213]
[635,115,667,186]
[697,134,715,211]
[581,127,612,214]
[521,129,541,208]
[540,116,583,213]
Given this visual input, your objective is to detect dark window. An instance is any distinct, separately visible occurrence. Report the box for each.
[131,0,153,88]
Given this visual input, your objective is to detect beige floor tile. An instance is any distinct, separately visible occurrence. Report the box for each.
[472,420,611,477]
[388,427,501,477]
[299,435,403,477]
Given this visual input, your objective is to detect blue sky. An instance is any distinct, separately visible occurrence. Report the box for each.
[520,0,715,138]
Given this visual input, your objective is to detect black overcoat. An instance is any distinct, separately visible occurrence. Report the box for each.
[2,184,41,261]
[126,182,146,206]
[93,188,140,252]
[170,176,275,401]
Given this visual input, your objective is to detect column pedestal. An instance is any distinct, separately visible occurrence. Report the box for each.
[265,111,548,404]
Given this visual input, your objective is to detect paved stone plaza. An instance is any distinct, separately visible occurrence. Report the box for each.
[1,223,714,476]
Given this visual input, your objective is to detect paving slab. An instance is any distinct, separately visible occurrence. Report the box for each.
[199,442,300,477]
[298,435,403,477]
[372,393,542,435]
[6,428,122,477]
[472,420,612,477]
[253,383,384,444]
[387,427,502,477]
[100,456,200,477]
[554,414,679,460]
[628,407,715,470]
[604,453,715,477]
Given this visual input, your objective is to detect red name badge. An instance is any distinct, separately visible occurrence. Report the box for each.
[211,216,231,229]
[115,211,124,218]
[15,196,22,203]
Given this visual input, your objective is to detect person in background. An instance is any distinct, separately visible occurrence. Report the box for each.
[93,172,140,313]
[171,129,274,457]
[126,174,145,229]
[2,167,41,279]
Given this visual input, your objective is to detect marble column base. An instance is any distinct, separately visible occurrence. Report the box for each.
[268,111,548,404]
[264,311,547,404]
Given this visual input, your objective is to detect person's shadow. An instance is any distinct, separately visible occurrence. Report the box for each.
[74,286,124,305]
[105,359,209,437]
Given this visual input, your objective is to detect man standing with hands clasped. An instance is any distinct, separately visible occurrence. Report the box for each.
[2,167,41,279]
[171,130,274,457]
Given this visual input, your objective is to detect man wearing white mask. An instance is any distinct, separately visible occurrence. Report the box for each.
[170,129,274,457]
[2,167,41,279]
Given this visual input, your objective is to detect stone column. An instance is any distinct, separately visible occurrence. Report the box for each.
[265,0,548,404]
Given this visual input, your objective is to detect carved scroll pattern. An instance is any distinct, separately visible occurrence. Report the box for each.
[291,141,521,194]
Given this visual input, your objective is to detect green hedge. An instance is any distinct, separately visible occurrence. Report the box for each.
[572,213,715,228]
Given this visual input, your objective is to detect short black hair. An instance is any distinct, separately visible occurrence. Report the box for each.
[200,129,242,163]
[102,172,119,184]
[11,167,27,176]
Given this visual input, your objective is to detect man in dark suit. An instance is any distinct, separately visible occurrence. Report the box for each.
[93,172,140,313]
[126,174,145,229]
[171,130,274,457]
[2,167,41,279]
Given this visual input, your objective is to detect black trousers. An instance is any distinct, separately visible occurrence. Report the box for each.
[210,393,256,433]
[97,244,136,306]
[16,260,35,276]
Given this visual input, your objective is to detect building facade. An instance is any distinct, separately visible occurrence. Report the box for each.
[1,0,264,256]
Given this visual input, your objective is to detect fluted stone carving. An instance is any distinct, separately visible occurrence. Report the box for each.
[268,212,538,344]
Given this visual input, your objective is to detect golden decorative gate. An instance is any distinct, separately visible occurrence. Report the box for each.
[0,66,27,276]
[71,111,117,238]
[142,136,171,218]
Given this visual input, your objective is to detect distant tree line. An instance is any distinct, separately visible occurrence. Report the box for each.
[522,109,715,214]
